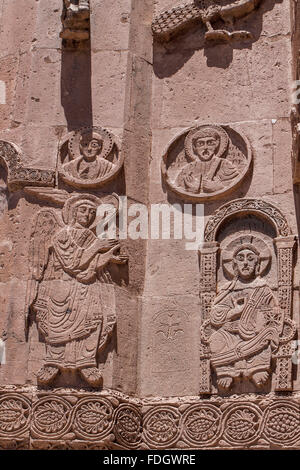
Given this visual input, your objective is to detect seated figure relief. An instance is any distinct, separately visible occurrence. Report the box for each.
[202,235,284,391]
[59,127,123,189]
[162,124,251,201]
[25,193,127,387]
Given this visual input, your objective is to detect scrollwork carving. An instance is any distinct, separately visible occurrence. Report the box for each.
[262,402,300,445]
[143,406,181,448]
[73,397,114,440]
[0,389,299,448]
[222,403,263,446]
[113,404,142,449]
[31,396,72,439]
[181,404,221,447]
[0,394,31,438]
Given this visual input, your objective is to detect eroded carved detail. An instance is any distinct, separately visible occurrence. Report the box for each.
[291,105,300,184]
[0,140,55,191]
[162,125,251,201]
[25,192,127,388]
[59,127,123,189]
[151,308,191,373]
[204,198,291,241]
[61,1,90,42]
[152,0,262,43]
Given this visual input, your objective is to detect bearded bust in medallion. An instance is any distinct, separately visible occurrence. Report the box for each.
[162,124,252,201]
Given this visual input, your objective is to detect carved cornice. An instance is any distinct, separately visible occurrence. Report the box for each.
[0,387,299,449]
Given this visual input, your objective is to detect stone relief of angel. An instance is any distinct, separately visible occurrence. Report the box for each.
[24,188,127,387]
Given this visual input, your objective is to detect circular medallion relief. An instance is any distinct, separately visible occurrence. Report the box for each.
[114,404,142,448]
[58,127,123,189]
[162,124,252,201]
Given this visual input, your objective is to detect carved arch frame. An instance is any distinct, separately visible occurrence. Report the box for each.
[199,198,297,394]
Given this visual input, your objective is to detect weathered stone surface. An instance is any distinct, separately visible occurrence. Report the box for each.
[0,0,299,451]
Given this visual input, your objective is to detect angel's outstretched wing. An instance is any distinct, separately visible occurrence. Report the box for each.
[24,208,64,335]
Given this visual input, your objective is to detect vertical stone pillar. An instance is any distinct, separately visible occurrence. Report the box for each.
[199,242,219,394]
[274,236,297,391]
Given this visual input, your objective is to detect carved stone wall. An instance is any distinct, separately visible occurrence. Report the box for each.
[0,0,300,451]
[0,0,153,396]
[143,0,300,401]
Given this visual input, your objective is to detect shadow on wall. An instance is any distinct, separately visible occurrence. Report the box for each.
[61,38,93,131]
[153,0,283,77]
[0,166,8,217]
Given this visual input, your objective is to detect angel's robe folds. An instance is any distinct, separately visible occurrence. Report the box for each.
[33,226,114,368]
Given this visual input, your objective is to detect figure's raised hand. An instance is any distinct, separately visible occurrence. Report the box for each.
[99,244,128,265]
[184,174,199,193]
[229,297,245,319]
[110,245,128,265]
[203,177,225,193]
[96,238,119,253]
[111,253,128,265]
[202,178,217,193]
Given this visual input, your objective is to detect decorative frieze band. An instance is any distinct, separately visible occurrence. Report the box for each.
[0,388,299,450]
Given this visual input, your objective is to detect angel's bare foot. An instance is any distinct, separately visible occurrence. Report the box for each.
[217,377,233,390]
[80,367,103,387]
[252,371,269,387]
[37,365,59,385]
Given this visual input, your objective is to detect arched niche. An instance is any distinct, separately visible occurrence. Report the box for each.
[199,199,297,394]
